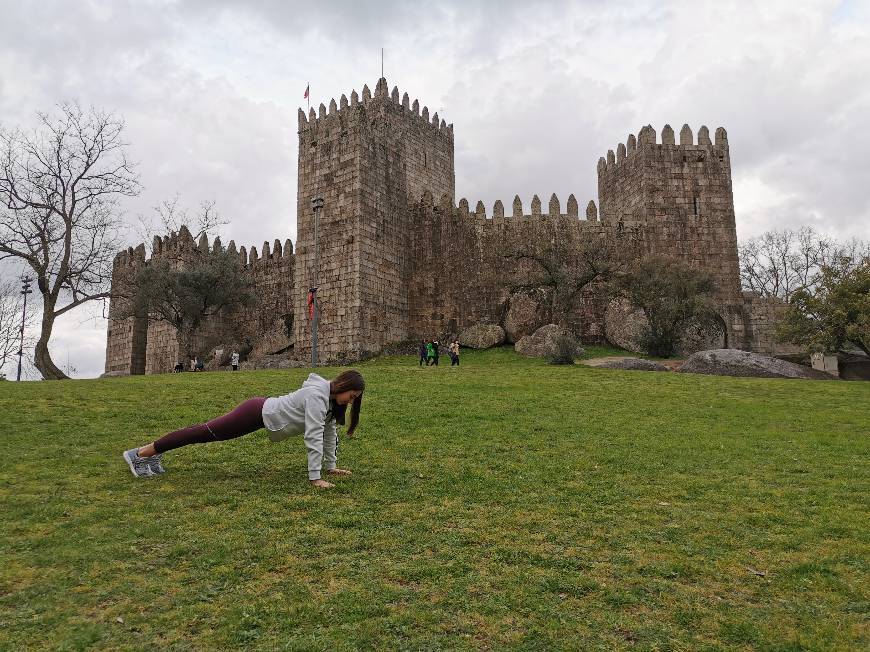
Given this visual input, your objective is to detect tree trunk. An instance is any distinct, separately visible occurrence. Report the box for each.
[34,327,68,380]
[33,298,68,380]
[177,324,195,363]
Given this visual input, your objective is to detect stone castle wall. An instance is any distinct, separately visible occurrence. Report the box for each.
[403,123,745,348]
[105,76,790,373]
[105,244,148,374]
[407,193,626,343]
[105,226,295,374]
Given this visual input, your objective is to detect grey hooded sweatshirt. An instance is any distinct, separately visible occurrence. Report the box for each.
[261,373,337,480]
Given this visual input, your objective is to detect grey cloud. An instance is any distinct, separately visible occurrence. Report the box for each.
[175,0,554,42]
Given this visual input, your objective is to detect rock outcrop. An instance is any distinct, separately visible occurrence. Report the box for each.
[588,357,670,372]
[515,324,583,358]
[504,292,549,343]
[459,324,505,349]
[678,349,832,379]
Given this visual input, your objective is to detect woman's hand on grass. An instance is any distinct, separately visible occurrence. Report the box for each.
[310,479,335,489]
[326,468,352,476]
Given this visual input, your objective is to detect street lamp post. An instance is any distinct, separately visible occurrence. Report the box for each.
[17,275,34,382]
[310,196,324,366]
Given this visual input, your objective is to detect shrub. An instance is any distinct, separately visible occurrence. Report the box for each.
[549,333,581,365]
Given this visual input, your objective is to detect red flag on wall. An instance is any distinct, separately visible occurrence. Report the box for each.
[307,288,316,319]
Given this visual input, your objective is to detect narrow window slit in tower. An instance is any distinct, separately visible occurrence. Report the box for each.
[693,197,699,217]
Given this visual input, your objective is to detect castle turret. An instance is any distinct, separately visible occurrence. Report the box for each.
[596,124,739,296]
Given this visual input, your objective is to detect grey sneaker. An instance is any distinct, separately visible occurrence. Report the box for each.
[146,453,165,475]
[123,448,154,478]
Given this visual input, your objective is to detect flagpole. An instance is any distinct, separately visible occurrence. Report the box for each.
[307,81,309,112]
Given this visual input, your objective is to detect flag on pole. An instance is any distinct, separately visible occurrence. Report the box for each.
[307,288,317,319]
[303,84,309,100]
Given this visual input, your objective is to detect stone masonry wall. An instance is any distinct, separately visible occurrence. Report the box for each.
[293,78,454,361]
[105,226,294,374]
[408,193,639,343]
[598,124,740,300]
[104,243,148,374]
[106,76,787,371]
[725,294,800,356]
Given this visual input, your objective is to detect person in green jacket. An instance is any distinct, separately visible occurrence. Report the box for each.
[426,340,435,366]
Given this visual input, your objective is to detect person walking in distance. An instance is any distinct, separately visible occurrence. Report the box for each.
[418,340,427,367]
[231,350,240,371]
[432,340,440,366]
[449,339,460,366]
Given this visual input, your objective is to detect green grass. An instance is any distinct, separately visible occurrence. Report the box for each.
[1,347,868,650]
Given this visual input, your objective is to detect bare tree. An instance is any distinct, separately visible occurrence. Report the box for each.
[135,194,228,254]
[0,103,140,379]
[739,227,869,301]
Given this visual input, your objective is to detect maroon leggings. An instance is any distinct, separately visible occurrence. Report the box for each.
[153,397,267,454]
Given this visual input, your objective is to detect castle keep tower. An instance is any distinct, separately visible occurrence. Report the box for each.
[294,78,455,360]
[597,124,740,298]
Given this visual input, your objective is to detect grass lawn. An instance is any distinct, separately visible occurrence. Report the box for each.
[1,347,868,650]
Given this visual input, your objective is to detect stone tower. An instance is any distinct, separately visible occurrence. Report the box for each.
[596,124,741,298]
[104,244,148,374]
[294,78,455,360]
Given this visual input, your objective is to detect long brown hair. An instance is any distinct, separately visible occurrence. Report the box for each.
[330,369,365,436]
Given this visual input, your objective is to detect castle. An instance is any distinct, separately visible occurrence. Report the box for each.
[105,77,787,374]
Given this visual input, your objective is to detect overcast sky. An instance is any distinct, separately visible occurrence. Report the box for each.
[1,0,868,379]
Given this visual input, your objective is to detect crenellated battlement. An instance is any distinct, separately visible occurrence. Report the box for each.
[597,124,729,174]
[230,237,294,268]
[112,226,294,271]
[451,193,600,223]
[297,77,453,141]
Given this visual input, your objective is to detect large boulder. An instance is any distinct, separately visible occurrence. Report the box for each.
[586,357,670,372]
[504,292,550,343]
[459,324,505,349]
[604,298,725,355]
[515,324,584,359]
[100,370,130,378]
[250,316,294,358]
[679,322,727,356]
[678,349,832,379]
[604,299,646,353]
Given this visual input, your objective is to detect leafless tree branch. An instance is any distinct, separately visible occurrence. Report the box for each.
[0,102,140,378]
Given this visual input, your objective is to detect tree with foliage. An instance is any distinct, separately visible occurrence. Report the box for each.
[614,256,721,357]
[777,260,869,355]
[501,222,638,329]
[739,227,868,300]
[0,103,140,379]
[125,249,256,360]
